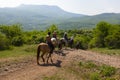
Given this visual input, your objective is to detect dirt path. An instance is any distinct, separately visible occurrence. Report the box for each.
[0,49,120,80]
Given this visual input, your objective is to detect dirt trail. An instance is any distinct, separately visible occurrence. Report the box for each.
[0,49,120,80]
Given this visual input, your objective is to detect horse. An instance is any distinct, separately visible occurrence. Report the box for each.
[75,42,80,49]
[57,38,66,50]
[37,38,57,65]
[68,38,74,48]
[58,37,74,49]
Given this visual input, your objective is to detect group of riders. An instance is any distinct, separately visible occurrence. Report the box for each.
[45,31,74,54]
[37,31,76,64]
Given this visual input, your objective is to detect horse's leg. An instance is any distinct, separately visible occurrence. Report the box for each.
[37,45,40,65]
[65,41,67,49]
[50,53,53,63]
[47,53,53,64]
[41,53,45,63]
[47,53,50,64]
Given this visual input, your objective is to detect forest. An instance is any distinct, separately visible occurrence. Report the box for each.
[0,21,120,50]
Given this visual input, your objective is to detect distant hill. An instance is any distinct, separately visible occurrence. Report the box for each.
[58,13,120,29]
[0,5,120,30]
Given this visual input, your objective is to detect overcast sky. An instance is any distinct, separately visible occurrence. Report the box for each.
[0,0,120,15]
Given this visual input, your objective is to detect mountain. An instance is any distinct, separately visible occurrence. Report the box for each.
[0,5,85,30]
[57,13,120,29]
[17,4,84,18]
[0,5,120,30]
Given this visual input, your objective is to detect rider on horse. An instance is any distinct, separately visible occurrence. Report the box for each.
[63,32,68,46]
[52,31,57,39]
[46,32,54,53]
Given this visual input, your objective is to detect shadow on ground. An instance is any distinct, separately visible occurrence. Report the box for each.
[38,60,62,67]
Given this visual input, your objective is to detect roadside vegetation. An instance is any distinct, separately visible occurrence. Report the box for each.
[0,21,120,60]
[0,45,36,59]
[42,61,120,80]
[0,21,120,51]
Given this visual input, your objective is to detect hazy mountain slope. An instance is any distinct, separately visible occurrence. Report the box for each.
[0,5,120,30]
[17,4,84,18]
[57,13,120,29]
[0,5,85,30]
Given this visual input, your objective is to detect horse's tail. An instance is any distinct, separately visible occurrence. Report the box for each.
[37,45,41,65]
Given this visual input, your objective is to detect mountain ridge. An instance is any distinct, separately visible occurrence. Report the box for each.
[0,5,120,30]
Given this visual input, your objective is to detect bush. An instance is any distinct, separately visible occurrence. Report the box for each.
[105,35,120,49]
[90,22,120,49]
[105,25,120,49]
[12,36,24,46]
[74,35,90,49]
[99,65,116,77]
[0,33,10,50]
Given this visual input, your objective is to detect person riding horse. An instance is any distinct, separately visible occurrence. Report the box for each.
[68,36,74,48]
[63,32,68,46]
[46,32,54,54]
[37,32,56,65]
[52,31,57,39]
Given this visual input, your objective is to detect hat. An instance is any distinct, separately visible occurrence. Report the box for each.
[64,32,67,34]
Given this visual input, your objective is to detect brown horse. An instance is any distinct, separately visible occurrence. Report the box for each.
[37,38,57,65]
[37,43,54,65]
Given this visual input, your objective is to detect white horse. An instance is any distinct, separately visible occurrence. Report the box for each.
[51,38,57,46]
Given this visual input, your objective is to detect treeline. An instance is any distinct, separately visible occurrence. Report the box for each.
[0,21,120,50]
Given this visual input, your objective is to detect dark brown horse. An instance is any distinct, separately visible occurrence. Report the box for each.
[57,38,66,50]
[58,38,74,49]
[68,38,74,48]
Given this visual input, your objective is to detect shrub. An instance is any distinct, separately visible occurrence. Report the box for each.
[105,35,120,49]
[90,72,100,80]
[99,65,116,77]
[74,35,90,49]
[12,36,24,46]
[0,33,10,50]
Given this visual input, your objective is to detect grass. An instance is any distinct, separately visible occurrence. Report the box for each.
[0,44,37,59]
[0,44,37,67]
[90,72,100,80]
[65,61,119,80]
[99,65,116,77]
[42,61,120,80]
[90,48,120,56]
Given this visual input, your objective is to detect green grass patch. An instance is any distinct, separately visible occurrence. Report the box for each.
[0,44,37,59]
[90,72,100,80]
[64,61,119,80]
[90,48,120,56]
[99,65,116,77]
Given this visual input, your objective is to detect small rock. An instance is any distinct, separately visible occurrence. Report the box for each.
[4,68,9,71]
[7,64,10,66]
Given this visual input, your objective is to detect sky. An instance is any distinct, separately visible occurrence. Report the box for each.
[0,0,120,15]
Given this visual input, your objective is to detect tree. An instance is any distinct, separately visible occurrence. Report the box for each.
[0,24,23,39]
[11,36,24,46]
[0,24,24,46]
[91,21,110,47]
[46,24,58,33]
[105,25,120,48]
